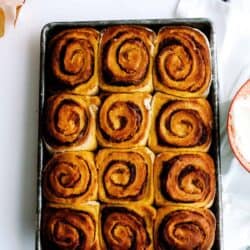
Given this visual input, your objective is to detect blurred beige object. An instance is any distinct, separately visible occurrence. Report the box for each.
[0,0,24,37]
[0,7,4,37]
[14,1,24,25]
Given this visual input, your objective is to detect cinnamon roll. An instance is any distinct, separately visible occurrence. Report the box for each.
[44,93,100,153]
[100,204,155,250]
[42,203,100,250]
[49,28,99,95]
[97,93,152,148]
[154,152,216,208]
[154,26,211,98]
[100,25,155,93]
[43,151,97,205]
[96,147,154,204]
[155,206,216,250]
[149,92,212,152]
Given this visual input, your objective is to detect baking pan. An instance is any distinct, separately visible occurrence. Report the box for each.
[36,18,223,250]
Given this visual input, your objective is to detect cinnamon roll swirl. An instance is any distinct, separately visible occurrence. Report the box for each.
[100,25,155,93]
[154,152,216,208]
[42,203,100,250]
[100,204,155,250]
[154,26,211,98]
[43,151,97,205]
[44,93,100,153]
[155,206,216,250]
[149,92,212,152]
[97,93,152,148]
[96,147,154,204]
[49,28,99,95]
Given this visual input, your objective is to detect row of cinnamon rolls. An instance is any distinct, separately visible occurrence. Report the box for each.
[43,203,215,250]
[47,25,211,98]
[44,92,213,153]
[43,148,215,208]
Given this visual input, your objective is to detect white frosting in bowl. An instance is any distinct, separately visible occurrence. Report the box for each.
[231,95,250,163]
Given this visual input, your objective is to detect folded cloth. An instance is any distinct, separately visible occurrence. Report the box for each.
[176,0,250,249]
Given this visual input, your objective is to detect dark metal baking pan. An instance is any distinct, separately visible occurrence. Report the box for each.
[37,18,223,250]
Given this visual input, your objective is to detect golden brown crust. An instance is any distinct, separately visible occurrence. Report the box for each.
[100,204,156,250]
[44,93,100,153]
[42,203,100,250]
[154,152,216,208]
[43,151,97,205]
[149,92,212,152]
[99,25,155,93]
[154,26,211,98]
[97,93,152,148]
[96,147,154,204]
[49,28,99,95]
[155,206,216,250]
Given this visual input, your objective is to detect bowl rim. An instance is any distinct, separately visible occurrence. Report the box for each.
[227,79,250,172]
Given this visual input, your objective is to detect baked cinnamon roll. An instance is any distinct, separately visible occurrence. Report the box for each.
[100,25,155,93]
[149,92,212,152]
[44,93,100,153]
[154,26,211,97]
[100,204,155,250]
[154,152,216,208]
[43,151,97,205]
[96,147,154,204]
[155,206,216,250]
[97,93,152,148]
[42,203,100,250]
[49,28,99,95]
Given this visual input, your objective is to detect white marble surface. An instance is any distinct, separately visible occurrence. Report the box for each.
[0,0,250,249]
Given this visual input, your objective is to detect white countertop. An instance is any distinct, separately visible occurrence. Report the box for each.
[0,0,250,249]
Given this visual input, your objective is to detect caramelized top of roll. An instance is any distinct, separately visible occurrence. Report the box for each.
[149,92,213,152]
[96,147,154,204]
[50,28,99,87]
[155,206,216,250]
[42,204,99,250]
[97,93,152,148]
[100,25,155,92]
[154,26,211,97]
[43,151,97,205]
[101,204,155,250]
[154,152,216,208]
[44,93,99,152]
